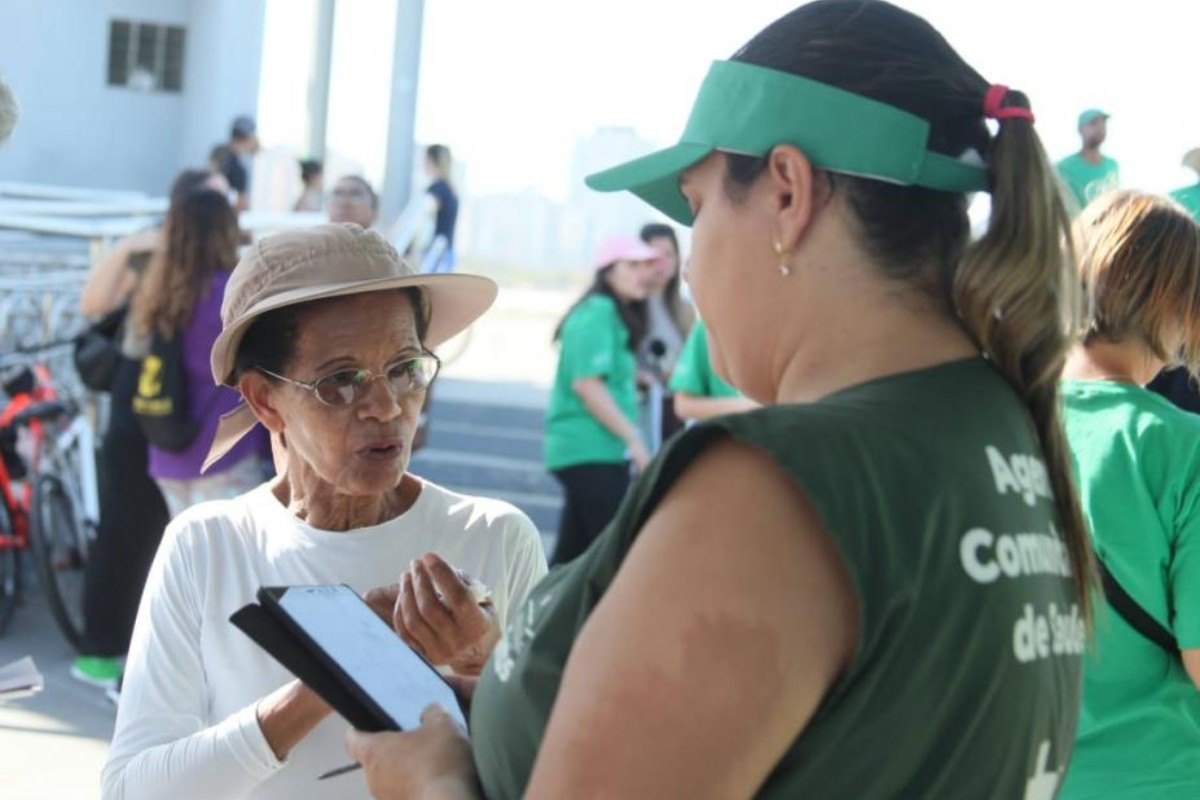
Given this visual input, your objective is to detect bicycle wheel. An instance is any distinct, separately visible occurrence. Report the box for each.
[0,497,17,637]
[29,472,86,649]
[55,440,95,561]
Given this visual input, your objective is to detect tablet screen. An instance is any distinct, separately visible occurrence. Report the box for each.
[275,585,467,730]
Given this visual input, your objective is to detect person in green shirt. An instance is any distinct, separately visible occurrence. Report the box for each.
[1056,108,1119,216]
[670,318,757,422]
[1059,190,1200,799]
[1168,147,1200,220]
[346,3,1093,797]
[543,234,657,566]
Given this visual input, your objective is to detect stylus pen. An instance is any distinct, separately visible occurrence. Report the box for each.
[318,762,362,780]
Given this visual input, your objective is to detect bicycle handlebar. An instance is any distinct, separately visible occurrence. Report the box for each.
[4,400,72,430]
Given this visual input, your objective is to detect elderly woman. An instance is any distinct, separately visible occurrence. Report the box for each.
[102,224,547,800]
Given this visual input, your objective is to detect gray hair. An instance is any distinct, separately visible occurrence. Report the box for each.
[0,76,17,144]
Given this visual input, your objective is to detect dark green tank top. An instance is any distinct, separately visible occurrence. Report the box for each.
[471,359,1082,799]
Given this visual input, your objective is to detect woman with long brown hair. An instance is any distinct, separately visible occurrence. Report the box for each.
[1059,190,1200,799]
[544,235,657,566]
[73,169,222,691]
[638,222,694,442]
[129,188,267,518]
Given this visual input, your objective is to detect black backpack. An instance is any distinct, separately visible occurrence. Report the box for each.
[132,333,208,452]
[72,305,128,392]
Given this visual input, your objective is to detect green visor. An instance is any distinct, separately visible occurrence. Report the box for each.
[585,60,989,225]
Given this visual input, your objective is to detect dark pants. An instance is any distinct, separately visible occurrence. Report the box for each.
[80,358,170,656]
[660,393,686,443]
[551,462,630,567]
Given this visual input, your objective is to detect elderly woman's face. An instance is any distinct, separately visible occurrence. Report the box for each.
[272,291,426,497]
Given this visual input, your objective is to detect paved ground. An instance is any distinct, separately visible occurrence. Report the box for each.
[0,283,572,800]
[0,583,113,800]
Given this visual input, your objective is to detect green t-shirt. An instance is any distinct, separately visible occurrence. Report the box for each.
[668,319,739,399]
[1056,153,1119,215]
[543,294,638,471]
[1058,381,1200,799]
[1170,183,1200,221]
[474,359,1082,798]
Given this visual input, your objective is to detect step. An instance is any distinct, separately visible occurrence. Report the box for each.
[410,448,559,496]
[424,420,544,462]
[431,378,549,411]
[427,398,545,432]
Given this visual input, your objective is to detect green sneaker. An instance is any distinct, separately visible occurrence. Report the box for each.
[71,656,122,689]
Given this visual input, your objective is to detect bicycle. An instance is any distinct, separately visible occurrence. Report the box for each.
[0,364,64,634]
[0,360,98,647]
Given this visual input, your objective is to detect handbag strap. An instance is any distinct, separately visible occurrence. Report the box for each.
[1098,558,1178,655]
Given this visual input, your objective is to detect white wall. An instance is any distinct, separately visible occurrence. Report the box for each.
[0,0,188,193]
[180,0,266,172]
[0,0,265,196]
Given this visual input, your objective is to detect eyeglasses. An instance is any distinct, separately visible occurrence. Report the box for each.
[258,352,441,407]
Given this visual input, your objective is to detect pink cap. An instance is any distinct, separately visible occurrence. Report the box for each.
[593,235,659,270]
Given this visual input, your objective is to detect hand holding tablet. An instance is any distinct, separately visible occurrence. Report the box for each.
[231,584,468,734]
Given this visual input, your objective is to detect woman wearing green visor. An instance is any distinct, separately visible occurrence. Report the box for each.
[346,2,1092,797]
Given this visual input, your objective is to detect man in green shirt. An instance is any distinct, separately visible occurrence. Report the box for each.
[1056,109,1119,216]
[1169,147,1200,219]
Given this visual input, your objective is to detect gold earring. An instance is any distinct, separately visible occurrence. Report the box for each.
[773,241,792,277]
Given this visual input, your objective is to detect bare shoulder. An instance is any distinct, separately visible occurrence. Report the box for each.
[629,435,857,638]
[526,437,859,798]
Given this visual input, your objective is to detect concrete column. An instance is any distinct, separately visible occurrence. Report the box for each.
[379,0,424,227]
[307,0,336,160]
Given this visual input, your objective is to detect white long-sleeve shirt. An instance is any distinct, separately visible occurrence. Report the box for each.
[102,480,548,800]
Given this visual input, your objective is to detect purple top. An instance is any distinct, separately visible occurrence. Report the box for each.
[149,270,269,480]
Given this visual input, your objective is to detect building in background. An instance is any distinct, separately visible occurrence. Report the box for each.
[0,0,423,217]
[0,2,672,275]
[0,0,265,195]
[456,126,673,272]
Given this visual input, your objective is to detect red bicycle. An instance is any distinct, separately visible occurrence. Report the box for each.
[0,364,71,636]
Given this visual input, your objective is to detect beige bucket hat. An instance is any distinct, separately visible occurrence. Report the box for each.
[202,223,497,472]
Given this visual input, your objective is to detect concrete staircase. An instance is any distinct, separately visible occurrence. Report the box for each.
[410,379,560,557]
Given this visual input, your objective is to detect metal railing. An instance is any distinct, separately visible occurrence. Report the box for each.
[0,181,436,401]
[0,253,91,400]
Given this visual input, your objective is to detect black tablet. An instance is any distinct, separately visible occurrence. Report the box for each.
[238,584,467,732]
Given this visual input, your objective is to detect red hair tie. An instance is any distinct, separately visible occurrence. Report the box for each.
[984,84,1035,123]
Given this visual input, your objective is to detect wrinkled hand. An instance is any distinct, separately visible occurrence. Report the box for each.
[364,554,500,675]
[346,705,478,800]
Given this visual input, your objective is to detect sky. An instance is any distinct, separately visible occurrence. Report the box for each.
[260,0,1200,203]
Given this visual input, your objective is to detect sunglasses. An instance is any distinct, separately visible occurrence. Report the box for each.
[258,352,440,407]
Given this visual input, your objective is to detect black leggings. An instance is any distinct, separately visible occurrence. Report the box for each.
[551,462,630,567]
[81,358,170,656]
